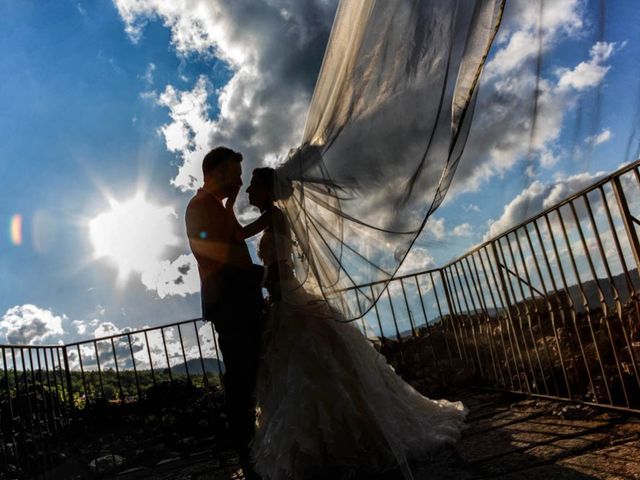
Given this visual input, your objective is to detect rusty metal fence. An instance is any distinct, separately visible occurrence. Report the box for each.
[1,160,640,477]
[1,345,74,478]
[62,318,224,404]
[0,319,227,477]
[352,159,640,412]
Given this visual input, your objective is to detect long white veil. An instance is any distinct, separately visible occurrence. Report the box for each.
[248,1,640,477]
[274,0,506,319]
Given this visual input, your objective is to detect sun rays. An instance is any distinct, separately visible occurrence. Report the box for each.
[88,192,179,286]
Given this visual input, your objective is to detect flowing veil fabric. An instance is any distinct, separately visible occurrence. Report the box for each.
[250,1,640,478]
[253,1,505,477]
[274,0,506,319]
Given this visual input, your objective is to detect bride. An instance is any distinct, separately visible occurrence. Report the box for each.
[235,167,467,480]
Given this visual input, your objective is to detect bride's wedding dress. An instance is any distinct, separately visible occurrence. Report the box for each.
[251,221,467,479]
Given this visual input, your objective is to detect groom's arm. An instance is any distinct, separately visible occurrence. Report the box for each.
[186,201,230,271]
[186,199,254,271]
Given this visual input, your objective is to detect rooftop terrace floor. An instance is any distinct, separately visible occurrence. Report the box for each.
[47,389,640,480]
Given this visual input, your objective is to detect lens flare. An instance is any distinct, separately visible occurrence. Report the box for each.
[10,214,22,246]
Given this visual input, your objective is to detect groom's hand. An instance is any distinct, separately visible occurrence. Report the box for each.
[225,185,241,210]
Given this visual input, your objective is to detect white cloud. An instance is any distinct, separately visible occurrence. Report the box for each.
[155,77,216,191]
[424,217,445,241]
[484,180,544,240]
[237,207,260,224]
[93,321,121,338]
[484,170,606,240]
[66,321,151,371]
[1,305,66,345]
[397,247,435,275]
[524,165,537,178]
[585,128,612,146]
[195,321,221,358]
[114,0,337,193]
[452,223,473,238]
[449,0,620,197]
[141,253,200,298]
[485,30,539,78]
[73,318,100,336]
[140,62,156,85]
[542,170,607,208]
[485,0,583,80]
[557,41,615,92]
[539,149,560,168]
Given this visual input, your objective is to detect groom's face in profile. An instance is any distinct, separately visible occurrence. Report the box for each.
[219,160,243,198]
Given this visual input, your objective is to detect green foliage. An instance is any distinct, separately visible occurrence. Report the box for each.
[69,369,221,404]
[1,368,221,405]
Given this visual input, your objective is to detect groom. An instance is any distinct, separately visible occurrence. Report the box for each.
[185,146,264,480]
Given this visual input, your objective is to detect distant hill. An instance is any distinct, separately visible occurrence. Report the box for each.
[395,269,640,337]
[166,358,225,375]
[565,268,640,312]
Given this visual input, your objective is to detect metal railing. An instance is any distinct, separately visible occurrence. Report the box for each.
[1,319,227,477]
[1,159,640,477]
[1,345,74,477]
[349,159,640,413]
[62,318,224,404]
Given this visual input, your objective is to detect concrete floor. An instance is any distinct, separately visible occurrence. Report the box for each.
[51,390,640,480]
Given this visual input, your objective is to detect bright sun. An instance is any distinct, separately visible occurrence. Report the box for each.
[89,193,178,283]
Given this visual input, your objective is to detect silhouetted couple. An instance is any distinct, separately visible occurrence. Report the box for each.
[186,147,467,480]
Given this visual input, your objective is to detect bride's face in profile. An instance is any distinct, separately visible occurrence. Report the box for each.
[247,174,271,210]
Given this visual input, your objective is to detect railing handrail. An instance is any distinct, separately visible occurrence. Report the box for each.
[336,267,442,293]
[0,317,206,350]
[0,343,65,349]
[439,158,640,269]
[63,316,206,348]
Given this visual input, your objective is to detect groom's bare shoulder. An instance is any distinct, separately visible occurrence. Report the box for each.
[187,191,223,214]
[185,191,226,238]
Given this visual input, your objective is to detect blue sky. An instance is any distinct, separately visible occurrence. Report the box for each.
[0,1,228,339]
[1,0,639,346]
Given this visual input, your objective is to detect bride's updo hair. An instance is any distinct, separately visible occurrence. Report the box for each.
[252,167,294,201]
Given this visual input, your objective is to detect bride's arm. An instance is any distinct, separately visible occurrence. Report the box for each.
[235,210,271,240]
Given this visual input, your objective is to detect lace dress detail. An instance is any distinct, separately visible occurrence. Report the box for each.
[251,211,467,480]
[257,229,291,270]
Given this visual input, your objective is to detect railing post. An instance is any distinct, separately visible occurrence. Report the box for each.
[62,347,74,411]
[612,175,640,273]
[490,241,514,318]
[490,239,532,394]
[439,268,464,361]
